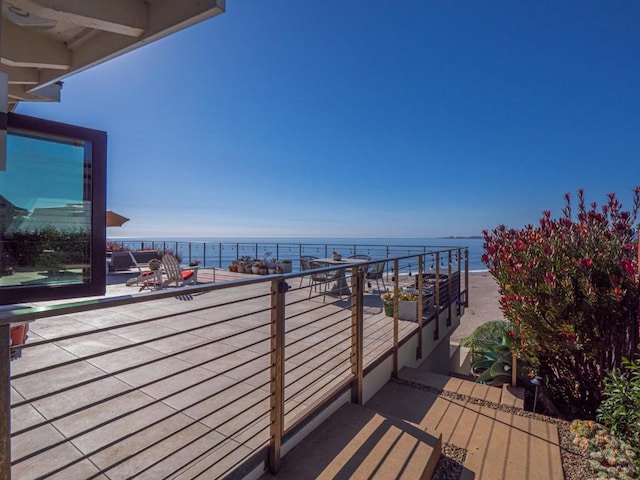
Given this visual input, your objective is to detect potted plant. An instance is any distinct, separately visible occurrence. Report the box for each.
[380,291,394,317]
[258,261,268,275]
[398,290,419,322]
[252,261,261,274]
[280,259,292,273]
[237,261,245,273]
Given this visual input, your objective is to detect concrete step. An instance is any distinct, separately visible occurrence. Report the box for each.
[366,381,563,480]
[398,366,503,404]
[501,383,525,409]
[262,402,442,479]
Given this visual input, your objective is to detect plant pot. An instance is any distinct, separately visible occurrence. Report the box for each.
[252,266,260,274]
[10,325,27,346]
[237,265,245,273]
[398,300,418,322]
[384,303,394,317]
[280,262,292,273]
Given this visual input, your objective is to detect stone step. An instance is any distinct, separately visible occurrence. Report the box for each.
[366,381,563,480]
[261,402,442,479]
[501,383,525,409]
[398,366,503,404]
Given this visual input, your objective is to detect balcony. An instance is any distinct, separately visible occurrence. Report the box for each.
[0,245,563,479]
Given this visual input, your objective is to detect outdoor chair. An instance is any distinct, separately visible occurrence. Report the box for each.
[162,254,199,288]
[125,254,162,290]
[299,255,318,287]
[347,254,371,276]
[365,260,386,292]
[308,260,340,301]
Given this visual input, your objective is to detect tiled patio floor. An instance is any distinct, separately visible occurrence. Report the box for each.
[9,268,417,479]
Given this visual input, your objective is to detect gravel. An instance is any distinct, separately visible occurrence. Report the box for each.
[431,443,467,480]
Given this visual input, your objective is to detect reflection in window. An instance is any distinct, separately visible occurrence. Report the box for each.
[0,132,92,288]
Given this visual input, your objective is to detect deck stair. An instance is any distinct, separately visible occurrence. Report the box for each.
[262,402,442,479]
[263,368,562,480]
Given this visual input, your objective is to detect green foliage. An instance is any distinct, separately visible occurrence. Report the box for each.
[470,334,528,387]
[597,347,640,450]
[483,189,640,416]
[460,320,513,347]
[6,227,89,267]
[570,420,639,479]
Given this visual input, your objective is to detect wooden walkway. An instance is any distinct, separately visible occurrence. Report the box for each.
[265,369,563,480]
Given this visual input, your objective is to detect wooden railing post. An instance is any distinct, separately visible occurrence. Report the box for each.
[351,267,364,404]
[464,249,469,307]
[417,256,424,359]
[393,259,399,377]
[434,253,440,341]
[447,250,452,328]
[269,279,287,473]
[0,324,11,479]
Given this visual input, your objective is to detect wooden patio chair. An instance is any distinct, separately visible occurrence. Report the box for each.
[161,254,198,288]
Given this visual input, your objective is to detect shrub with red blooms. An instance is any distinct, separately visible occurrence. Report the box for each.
[482,188,640,418]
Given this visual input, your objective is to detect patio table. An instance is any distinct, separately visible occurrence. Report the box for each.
[314,257,367,297]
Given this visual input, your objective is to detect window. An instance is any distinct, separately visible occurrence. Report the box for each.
[0,113,106,304]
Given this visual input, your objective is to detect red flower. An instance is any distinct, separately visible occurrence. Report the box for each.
[620,258,635,276]
[545,272,555,284]
[580,258,592,268]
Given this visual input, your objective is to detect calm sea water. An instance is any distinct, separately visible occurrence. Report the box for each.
[109,237,488,273]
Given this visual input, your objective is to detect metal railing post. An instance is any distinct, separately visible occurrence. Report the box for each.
[350,267,364,404]
[417,256,424,359]
[268,279,287,473]
[0,324,11,479]
[393,259,399,377]
[434,253,440,341]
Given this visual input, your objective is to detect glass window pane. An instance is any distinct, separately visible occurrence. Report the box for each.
[0,131,92,288]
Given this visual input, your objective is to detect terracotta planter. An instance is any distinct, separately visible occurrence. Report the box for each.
[10,325,27,346]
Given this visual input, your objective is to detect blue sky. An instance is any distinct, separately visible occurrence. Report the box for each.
[16,1,640,238]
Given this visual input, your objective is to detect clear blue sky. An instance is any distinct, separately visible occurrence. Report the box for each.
[17,1,640,238]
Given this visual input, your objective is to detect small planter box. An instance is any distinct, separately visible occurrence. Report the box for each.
[398,300,418,322]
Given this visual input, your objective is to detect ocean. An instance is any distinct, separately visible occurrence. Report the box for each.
[108,237,489,273]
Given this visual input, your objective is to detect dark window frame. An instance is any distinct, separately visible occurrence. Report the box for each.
[1,112,107,304]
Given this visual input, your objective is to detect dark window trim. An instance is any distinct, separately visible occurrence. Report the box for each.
[1,112,107,304]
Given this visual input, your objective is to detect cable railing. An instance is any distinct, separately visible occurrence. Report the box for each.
[108,240,467,275]
[1,248,468,479]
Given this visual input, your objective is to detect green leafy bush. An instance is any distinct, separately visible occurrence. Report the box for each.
[597,347,640,449]
[460,320,513,347]
[482,188,640,416]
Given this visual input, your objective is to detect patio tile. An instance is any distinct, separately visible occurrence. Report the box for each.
[85,344,164,374]
[11,359,111,402]
[11,419,105,480]
[28,316,96,339]
[113,323,207,355]
[172,438,253,480]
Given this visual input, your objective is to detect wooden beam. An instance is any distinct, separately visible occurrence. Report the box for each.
[8,0,146,37]
[1,19,70,69]
[1,65,39,84]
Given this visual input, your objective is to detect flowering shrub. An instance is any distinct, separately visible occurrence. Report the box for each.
[482,188,640,417]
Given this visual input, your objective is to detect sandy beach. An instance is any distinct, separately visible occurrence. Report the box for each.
[450,271,505,343]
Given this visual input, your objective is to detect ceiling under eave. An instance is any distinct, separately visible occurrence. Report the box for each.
[1,0,225,111]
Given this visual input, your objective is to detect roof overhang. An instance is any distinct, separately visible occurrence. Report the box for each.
[1,0,225,111]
